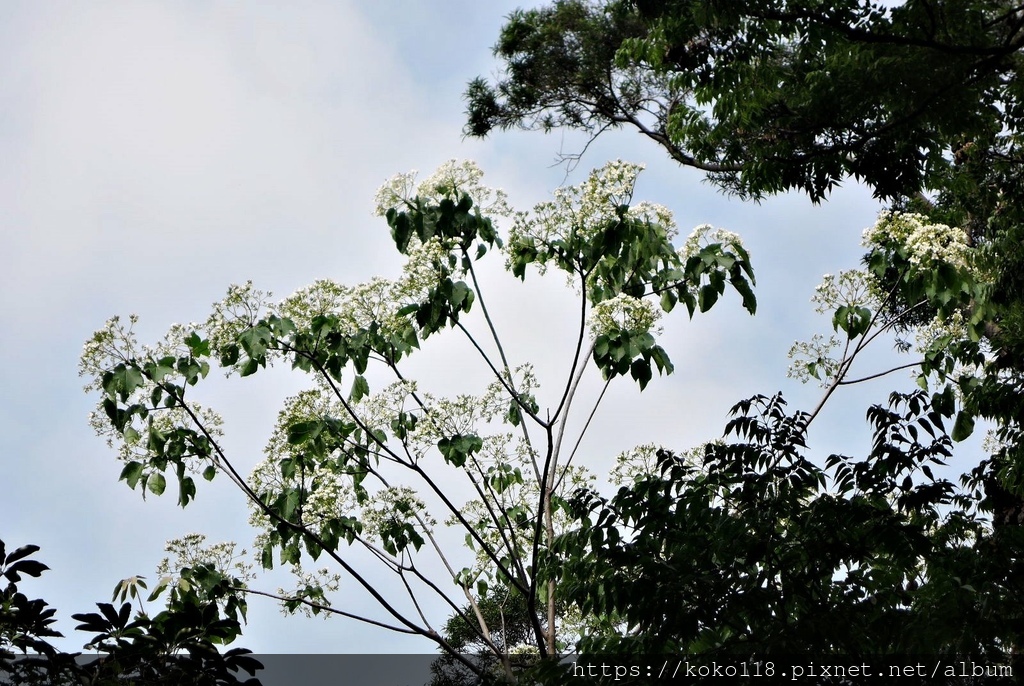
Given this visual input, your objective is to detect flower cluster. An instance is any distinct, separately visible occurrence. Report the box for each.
[277,279,352,331]
[452,452,594,584]
[914,310,968,356]
[157,533,255,586]
[787,333,842,386]
[79,314,138,390]
[506,160,673,272]
[204,281,274,367]
[361,486,435,540]
[79,314,225,467]
[274,564,342,619]
[479,364,540,423]
[588,293,662,338]
[679,224,746,262]
[863,211,971,270]
[609,442,709,486]
[248,389,361,536]
[373,159,511,218]
[811,270,877,315]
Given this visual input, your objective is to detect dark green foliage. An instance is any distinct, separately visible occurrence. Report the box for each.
[471,5,1024,666]
[468,0,1024,202]
[557,393,1024,659]
[0,539,261,685]
[428,587,540,686]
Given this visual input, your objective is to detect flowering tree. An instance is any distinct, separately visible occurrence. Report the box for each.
[80,160,755,678]
[461,0,1024,669]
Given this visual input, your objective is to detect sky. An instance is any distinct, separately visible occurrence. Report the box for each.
[0,0,975,659]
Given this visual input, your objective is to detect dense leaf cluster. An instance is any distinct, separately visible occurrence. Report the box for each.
[468,0,1024,202]
[1,539,261,685]
[557,394,1024,659]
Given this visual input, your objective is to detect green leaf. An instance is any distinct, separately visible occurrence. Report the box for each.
[660,290,677,312]
[120,461,145,490]
[698,284,719,312]
[396,303,419,317]
[185,332,210,356]
[630,358,653,390]
[261,545,274,570]
[148,473,166,496]
[350,375,370,403]
[952,411,975,442]
[287,420,321,445]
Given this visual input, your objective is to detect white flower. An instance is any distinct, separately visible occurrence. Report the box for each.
[205,281,274,367]
[609,442,709,486]
[787,333,842,386]
[374,160,511,218]
[362,486,435,540]
[863,211,971,270]
[589,293,662,337]
[680,224,746,261]
[811,269,876,315]
[278,279,352,330]
[506,161,664,272]
[79,314,139,391]
[157,533,254,585]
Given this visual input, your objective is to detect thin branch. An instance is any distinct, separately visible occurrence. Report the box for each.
[152,380,437,640]
[551,266,595,424]
[555,375,612,492]
[237,588,419,634]
[455,321,549,428]
[463,251,541,481]
[837,360,925,386]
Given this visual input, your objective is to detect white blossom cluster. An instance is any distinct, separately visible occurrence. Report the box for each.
[982,428,1011,456]
[277,279,351,331]
[248,372,543,581]
[79,314,225,467]
[479,364,540,422]
[609,443,661,486]
[452,453,594,584]
[862,211,972,270]
[913,309,992,393]
[247,389,360,566]
[156,533,255,587]
[373,159,512,218]
[786,211,980,390]
[79,314,139,391]
[679,224,746,262]
[609,442,709,486]
[810,270,877,315]
[204,281,274,365]
[506,160,677,275]
[588,293,662,338]
[277,239,456,341]
[281,276,403,339]
[360,486,435,541]
[787,333,842,387]
[274,564,343,619]
[914,310,967,356]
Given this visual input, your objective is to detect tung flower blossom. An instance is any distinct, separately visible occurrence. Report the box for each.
[589,293,662,337]
[863,211,971,270]
[373,159,511,218]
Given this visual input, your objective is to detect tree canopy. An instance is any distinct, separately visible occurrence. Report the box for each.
[79,160,757,682]
[467,0,1024,202]
[66,1,1024,681]
[465,0,1024,674]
